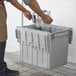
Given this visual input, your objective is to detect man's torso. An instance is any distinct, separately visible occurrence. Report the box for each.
[0,0,7,42]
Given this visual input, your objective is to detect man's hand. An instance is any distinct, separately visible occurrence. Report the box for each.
[41,15,53,24]
[24,11,32,20]
[29,0,53,24]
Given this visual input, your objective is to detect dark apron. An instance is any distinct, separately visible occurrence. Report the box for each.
[0,0,7,42]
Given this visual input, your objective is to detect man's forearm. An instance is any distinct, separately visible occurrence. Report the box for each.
[9,0,28,13]
[29,0,45,18]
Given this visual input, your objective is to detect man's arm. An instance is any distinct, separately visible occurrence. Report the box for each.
[29,0,44,18]
[8,0,32,20]
[28,0,53,24]
[7,0,53,24]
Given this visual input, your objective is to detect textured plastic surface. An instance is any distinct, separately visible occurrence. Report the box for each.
[15,25,72,69]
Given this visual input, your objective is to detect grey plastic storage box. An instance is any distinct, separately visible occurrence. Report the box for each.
[15,25,72,69]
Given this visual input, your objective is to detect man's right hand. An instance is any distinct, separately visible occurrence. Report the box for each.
[41,14,53,25]
[24,11,32,20]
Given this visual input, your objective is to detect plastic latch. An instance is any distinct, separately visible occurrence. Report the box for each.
[51,34,55,40]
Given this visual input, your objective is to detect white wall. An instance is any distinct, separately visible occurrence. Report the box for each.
[5,0,76,63]
[5,1,22,52]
